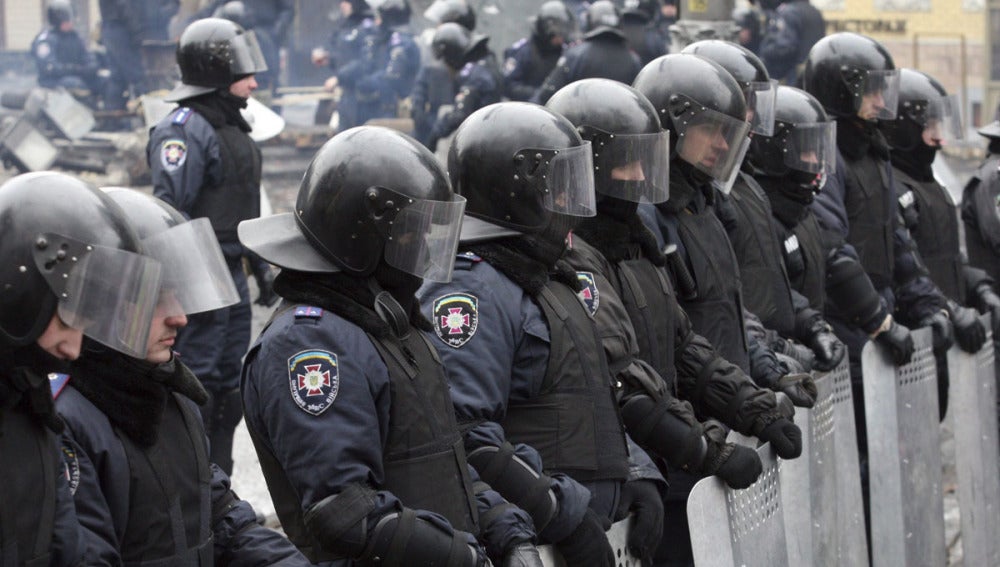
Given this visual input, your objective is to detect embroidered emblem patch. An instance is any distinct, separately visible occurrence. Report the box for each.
[433,293,479,348]
[160,140,187,171]
[61,443,80,496]
[288,350,340,416]
[576,272,600,317]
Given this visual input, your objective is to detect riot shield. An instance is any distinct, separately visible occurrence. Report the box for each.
[829,357,870,565]
[946,314,1000,566]
[862,327,945,567]
[687,443,788,567]
[536,518,637,567]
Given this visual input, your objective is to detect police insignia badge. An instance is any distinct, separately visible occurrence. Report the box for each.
[433,293,479,348]
[576,272,600,317]
[160,140,187,171]
[36,41,51,59]
[61,443,80,496]
[288,350,340,416]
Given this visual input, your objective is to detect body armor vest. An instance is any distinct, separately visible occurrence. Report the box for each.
[501,279,630,483]
[189,123,261,247]
[842,152,894,290]
[965,160,1000,287]
[787,211,827,312]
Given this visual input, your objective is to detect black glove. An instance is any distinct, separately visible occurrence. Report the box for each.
[756,417,802,459]
[921,309,954,354]
[556,508,614,567]
[977,285,1000,336]
[502,542,543,567]
[253,267,279,307]
[808,325,846,372]
[875,319,915,366]
[704,442,763,489]
[773,337,815,373]
[949,302,987,353]
[613,480,663,560]
[774,373,818,408]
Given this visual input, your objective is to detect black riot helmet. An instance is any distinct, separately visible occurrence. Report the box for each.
[584,1,625,39]
[681,40,777,136]
[633,54,751,182]
[802,32,900,121]
[47,0,73,27]
[533,1,575,44]
[880,68,963,151]
[168,17,268,102]
[432,22,486,70]
[239,127,466,282]
[447,102,597,239]
[0,173,162,357]
[213,1,254,30]
[424,0,476,31]
[546,79,670,204]
[374,0,412,27]
[748,86,836,189]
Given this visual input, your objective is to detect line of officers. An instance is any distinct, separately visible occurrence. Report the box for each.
[6,11,1000,567]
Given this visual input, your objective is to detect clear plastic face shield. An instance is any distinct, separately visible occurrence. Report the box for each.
[601,130,671,203]
[378,191,467,283]
[745,80,777,136]
[229,31,269,75]
[33,235,163,358]
[856,69,900,121]
[712,135,751,195]
[518,142,598,217]
[673,107,752,182]
[140,218,240,317]
[784,121,837,176]
[922,93,964,146]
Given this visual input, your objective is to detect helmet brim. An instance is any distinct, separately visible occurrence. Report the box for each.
[978,120,1000,139]
[164,83,216,102]
[238,213,341,273]
[459,215,523,244]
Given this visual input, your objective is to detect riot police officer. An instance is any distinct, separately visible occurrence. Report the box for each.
[758,0,824,85]
[502,1,573,102]
[620,0,669,65]
[961,122,1000,331]
[0,171,166,566]
[197,0,294,90]
[52,189,309,565]
[424,0,477,30]
[313,0,375,127]
[532,1,642,104]
[421,23,502,151]
[32,0,100,94]
[147,17,268,476]
[238,126,540,566]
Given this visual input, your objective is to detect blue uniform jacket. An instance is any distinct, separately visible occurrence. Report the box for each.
[426,58,502,147]
[502,37,562,102]
[31,28,98,90]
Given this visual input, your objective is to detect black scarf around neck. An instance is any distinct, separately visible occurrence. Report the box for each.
[838,117,890,162]
[890,143,938,182]
[575,205,665,266]
[0,344,66,433]
[182,91,252,132]
[467,237,582,297]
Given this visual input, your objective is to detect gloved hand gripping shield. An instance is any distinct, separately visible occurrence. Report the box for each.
[669,98,752,183]
[581,127,670,203]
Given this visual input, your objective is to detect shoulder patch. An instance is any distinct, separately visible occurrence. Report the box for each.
[49,373,71,399]
[173,107,194,125]
[460,62,474,77]
[61,443,80,496]
[160,139,188,171]
[294,306,324,319]
[433,293,479,348]
[576,272,600,317]
[504,57,518,75]
[458,251,481,261]
[35,41,51,59]
[288,350,340,416]
[390,31,402,46]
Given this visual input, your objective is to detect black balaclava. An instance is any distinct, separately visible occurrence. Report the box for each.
[182,90,252,133]
[838,116,890,161]
[890,141,937,182]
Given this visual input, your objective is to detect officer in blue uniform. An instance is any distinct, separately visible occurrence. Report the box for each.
[421,24,502,151]
[313,0,374,128]
[32,1,100,94]
[501,1,573,102]
[52,189,308,566]
[237,126,541,566]
[0,172,166,567]
[532,1,642,105]
[147,17,268,476]
[758,0,825,85]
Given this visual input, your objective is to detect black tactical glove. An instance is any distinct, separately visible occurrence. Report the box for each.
[875,318,915,366]
[253,267,279,307]
[773,337,815,373]
[807,323,847,372]
[502,542,543,567]
[949,301,987,353]
[613,480,663,560]
[976,284,1000,336]
[703,442,763,489]
[774,373,818,409]
[756,417,802,459]
[920,309,954,354]
[556,508,614,567]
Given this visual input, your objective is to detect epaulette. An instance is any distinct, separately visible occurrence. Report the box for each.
[294,306,325,319]
[454,251,482,270]
[49,373,71,399]
[173,107,194,125]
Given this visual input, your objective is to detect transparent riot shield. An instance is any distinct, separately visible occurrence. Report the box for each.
[946,314,1000,566]
[829,358,870,565]
[687,443,788,567]
[862,327,945,567]
[537,518,637,567]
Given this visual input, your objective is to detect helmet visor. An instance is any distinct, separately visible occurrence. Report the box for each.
[712,135,751,196]
[746,79,778,136]
[34,236,163,358]
[860,69,900,121]
[383,194,467,283]
[674,107,752,182]
[925,93,964,145]
[784,121,837,175]
[230,31,269,76]
[539,142,597,217]
[601,131,670,203]
[140,218,240,316]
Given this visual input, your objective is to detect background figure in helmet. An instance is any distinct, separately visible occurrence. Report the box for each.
[32,1,101,96]
[420,23,502,151]
[146,17,269,476]
[502,0,573,102]
[419,102,670,567]
[620,0,669,65]
[733,0,766,54]
[314,0,375,128]
[962,121,1000,335]
[211,1,279,93]
[0,171,167,567]
[99,0,181,111]
[53,189,308,566]
[882,69,989,416]
[681,40,845,381]
[238,126,541,567]
[632,54,805,567]
[196,0,294,91]
[757,0,824,85]
[532,1,642,104]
